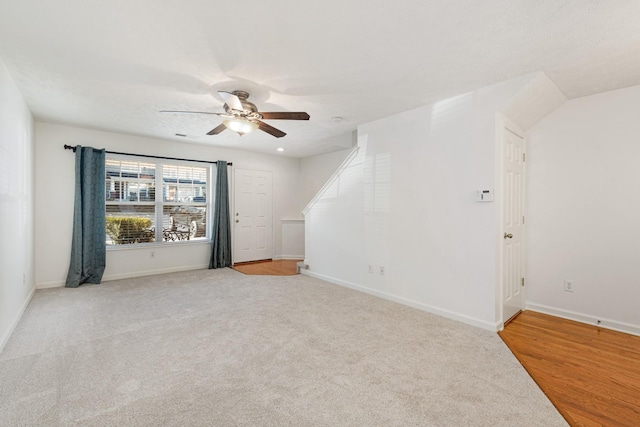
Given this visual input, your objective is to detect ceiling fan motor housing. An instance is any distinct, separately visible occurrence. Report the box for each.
[227,90,258,114]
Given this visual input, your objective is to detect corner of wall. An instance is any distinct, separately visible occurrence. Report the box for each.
[0,287,35,353]
[0,54,36,353]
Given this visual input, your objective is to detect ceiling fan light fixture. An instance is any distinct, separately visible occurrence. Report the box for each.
[223,118,258,134]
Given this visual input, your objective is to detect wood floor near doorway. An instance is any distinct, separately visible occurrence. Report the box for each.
[499,311,640,427]
[232,259,302,276]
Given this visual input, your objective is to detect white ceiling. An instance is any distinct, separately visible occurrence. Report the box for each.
[1,1,639,158]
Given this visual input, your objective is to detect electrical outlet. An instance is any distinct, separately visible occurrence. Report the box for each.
[564,280,574,292]
[150,251,155,259]
[380,266,385,276]
[368,265,373,274]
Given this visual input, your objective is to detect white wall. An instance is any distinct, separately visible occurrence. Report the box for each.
[0,57,35,351]
[300,141,353,207]
[304,76,535,330]
[526,84,640,334]
[263,133,353,261]
[35,123,303,287]
[279,219,305,260]
[304,145,366,286]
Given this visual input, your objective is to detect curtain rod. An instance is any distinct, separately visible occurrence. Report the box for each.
[63,145,232,166]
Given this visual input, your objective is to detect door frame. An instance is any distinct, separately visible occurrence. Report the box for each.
[231,167,275,264]
[495,113,527,329]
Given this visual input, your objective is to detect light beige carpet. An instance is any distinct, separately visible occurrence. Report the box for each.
[0,268,566,426]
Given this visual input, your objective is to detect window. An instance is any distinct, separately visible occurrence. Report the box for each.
[105,156,210,245]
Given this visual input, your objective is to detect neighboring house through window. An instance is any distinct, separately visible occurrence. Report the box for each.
[105,155,210,245]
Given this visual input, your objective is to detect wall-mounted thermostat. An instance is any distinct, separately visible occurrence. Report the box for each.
[476,189,494,202]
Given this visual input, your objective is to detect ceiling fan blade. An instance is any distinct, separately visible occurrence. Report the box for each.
[160,110,221,115]
[207,123,227,135]
[256,120,286,138]
[260,112,310,120]
[218,91,244,111]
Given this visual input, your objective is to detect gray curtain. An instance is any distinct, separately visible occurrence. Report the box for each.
[65,146,106,288]
[209,161,232,268]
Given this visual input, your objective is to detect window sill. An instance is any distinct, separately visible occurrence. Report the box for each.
[106,239,211,251]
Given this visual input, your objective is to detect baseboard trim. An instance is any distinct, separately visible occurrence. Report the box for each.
[273,255,305,260]
[302,270,498,332]
[37,280,65,289]
[0,286,35,354]
[37,264,209,288]
[526,303,640,337]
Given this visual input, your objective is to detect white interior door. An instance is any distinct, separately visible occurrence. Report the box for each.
[502,123,526,323]
[233,169,273,263]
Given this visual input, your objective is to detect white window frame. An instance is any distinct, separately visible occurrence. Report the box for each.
[105,153,213,247]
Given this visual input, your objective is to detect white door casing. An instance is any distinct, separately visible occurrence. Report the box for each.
[233,169,273,263]
[501,120,526,323]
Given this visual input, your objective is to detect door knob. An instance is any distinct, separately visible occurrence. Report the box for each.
[504,233,513,239]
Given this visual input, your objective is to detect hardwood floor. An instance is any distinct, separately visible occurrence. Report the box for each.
[232,259,302,276]
[499,311,640,427]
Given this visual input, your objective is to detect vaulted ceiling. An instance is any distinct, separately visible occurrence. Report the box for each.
[1,1,639,157]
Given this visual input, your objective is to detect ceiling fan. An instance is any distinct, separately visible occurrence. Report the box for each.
[161,90,310,138]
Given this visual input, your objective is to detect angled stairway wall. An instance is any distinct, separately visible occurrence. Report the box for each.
[302,72,564,331]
